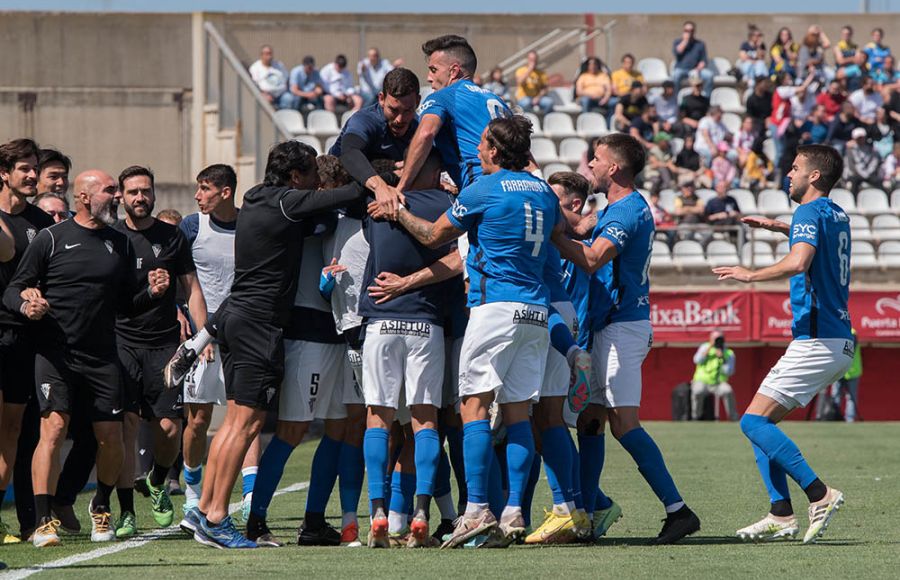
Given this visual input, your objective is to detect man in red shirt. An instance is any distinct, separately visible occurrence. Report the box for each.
[815,80,846,122]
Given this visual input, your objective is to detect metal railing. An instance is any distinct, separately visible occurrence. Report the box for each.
[203,21,292,182]
[497,24,613,80]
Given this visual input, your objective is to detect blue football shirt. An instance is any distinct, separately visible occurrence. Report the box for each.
[788,197,852,340]
[589,191,655,330]
[445,169,561,308]
[562,250,592,349]
[418,79,510,189]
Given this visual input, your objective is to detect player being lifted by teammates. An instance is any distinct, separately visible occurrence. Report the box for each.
[713,145,851,544]
[551,134,701,544]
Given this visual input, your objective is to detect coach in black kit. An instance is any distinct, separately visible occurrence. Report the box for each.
[194,140,372,549]
[2,169,170,548]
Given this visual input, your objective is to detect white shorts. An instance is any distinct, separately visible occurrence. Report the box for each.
[184,345,225,405]
[541,301,577,399]
[458,302,549,405]
[590,320,653,408]
[279,340,347,422]
[342,350,364,406]
[442,336,464,409]
[362,320,444,409]
[758,338,854,410]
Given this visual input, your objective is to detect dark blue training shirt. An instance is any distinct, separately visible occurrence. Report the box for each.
[329,102,416,161]
[359,188,459,324]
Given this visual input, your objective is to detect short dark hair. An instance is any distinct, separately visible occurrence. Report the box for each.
[797,145,844,193]
[264,140,317,187]
[316,154,352,189]
[302,55,315,66]
[597,133,646,179]
[335,54,348,67]
[118,165,155,192]
[0,138,40,173]
[422,35,477,75]
[196,163,237,192]
[34,192,69,210]
[156,208,183,224]
[38,148,71,173]
[381,67,420,99]
[547,171,590,202]
[484,116,532,171]
[621,53,635,63]
[371,158,400,187]
[873,27,884,36]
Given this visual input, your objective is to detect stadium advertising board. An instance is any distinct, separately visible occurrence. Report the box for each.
[650,291,753,342]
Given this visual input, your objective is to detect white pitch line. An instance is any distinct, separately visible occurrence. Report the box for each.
[2,481,310,579]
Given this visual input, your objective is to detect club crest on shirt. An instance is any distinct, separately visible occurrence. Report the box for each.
[40,382,51,400]
[26,228,36,243]
[152,244,162,258]
[843,340,855,357]
[266,387,276,404]
[104,240,114,254]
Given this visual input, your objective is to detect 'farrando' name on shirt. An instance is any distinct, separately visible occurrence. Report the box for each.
[513,308,548,327]
[378,320,432,337]
[500,179,550,193]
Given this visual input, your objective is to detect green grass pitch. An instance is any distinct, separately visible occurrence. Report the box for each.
[3,421,899,578]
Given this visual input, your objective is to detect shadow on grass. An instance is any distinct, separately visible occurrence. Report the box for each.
[597,535,745,546]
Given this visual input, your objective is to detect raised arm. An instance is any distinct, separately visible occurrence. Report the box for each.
[394,207,464,250]
[713,240,815,283]
[396,114,443,193]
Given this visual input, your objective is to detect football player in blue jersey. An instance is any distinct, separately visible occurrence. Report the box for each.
[393,35,510,199]
[551,133,700,545]
[713,145,852,544]
[376,116,561,548]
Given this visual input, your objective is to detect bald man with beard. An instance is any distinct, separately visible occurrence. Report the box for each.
[2,170,170,548]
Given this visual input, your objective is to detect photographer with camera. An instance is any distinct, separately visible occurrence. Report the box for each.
[691,331,737,420]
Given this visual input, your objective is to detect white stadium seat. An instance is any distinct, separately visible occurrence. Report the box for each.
[419,86,434,100]
[857,188,890,216]
[523,112,543,136]
[742,240,776,267]
[658,189,677,213]
[275,109,305,135]
[637,57,670,85]
[728,189,757,214]
[695,188,716,203]
[293,134,322,155]
[306,110,340,137]
[340,110,356,128]
[892,189,900,213]
[541,112,577,139]
[763,138,776,162]
[758,189,791,216]
[651,240,674,268]
[530,137,558,165]
[852,240,878,269]
[673,240,707,268]
[712,56,737,86]
[324,135,338,154]
[541,162,572,177]
[550,87,582,114]
[576,112,608,138]
[711,87,744,114]
[830,188,857,214]
[706,240,739,267]
[871,214,900,241]
[850,214,873,242]
[722,112,742,135]
[878,240,900,266]
[558,138,588,165]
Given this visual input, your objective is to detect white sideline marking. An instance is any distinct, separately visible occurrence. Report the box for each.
[2,481,310,579]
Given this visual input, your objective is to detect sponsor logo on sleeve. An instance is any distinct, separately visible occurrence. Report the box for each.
[792,223,817,241]
[605,226,628,245]
[451,199,468,219]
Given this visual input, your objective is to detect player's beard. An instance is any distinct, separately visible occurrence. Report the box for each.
[90,197,118,226]
[789,177,807,203]
[592,172,610,195]
[124,200,154,221]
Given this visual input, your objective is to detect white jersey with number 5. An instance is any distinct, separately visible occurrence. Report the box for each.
[445,169,561,308]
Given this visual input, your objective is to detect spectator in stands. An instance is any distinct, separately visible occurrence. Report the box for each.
[320,54,363,112]
[740,139,776,192]
[809,104,831,144]
[826,100,861,154]
[845,126,881,194]
[738,25,768,87]
[768,71,814,165]
[644,131,677,194]
[678,77,710,134]
[790,74,819,123]
[674,174,708,242]
[694,105,731,165]
[779,116,814,191]
[849,75,884,125]
[745,75,773,134]
[797,25,831,84]
[872,107,894,158]
[249,44,291,109]
[34,192,69,223]
[886,83,900,136]
[691,331,737,421]
[733,116,758,168]
[612,81,649,131]
[575,57,612,115]
[770,27,799,77]
[651,80,679,133]
[649,190,677,247]
[610,53,645,98]
[629,104,658,150]
[863,28,891,73]
[37,147,71,196]
[483,67,508,99]
[882,140,900,191]
[838,50,869,92]
[515,50,553,114]
[675,134,709,187]
[288,56,325,111]
[672,20,714,97]
[872,55,900,88]
[577,136,602,182]
[834,26,861,77]
[710,142,737,189]
[706,179,741,226]
[358,47,394,106]
[816,79,847,122]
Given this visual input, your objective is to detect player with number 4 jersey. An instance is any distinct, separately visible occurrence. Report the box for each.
[713,145,852,545]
